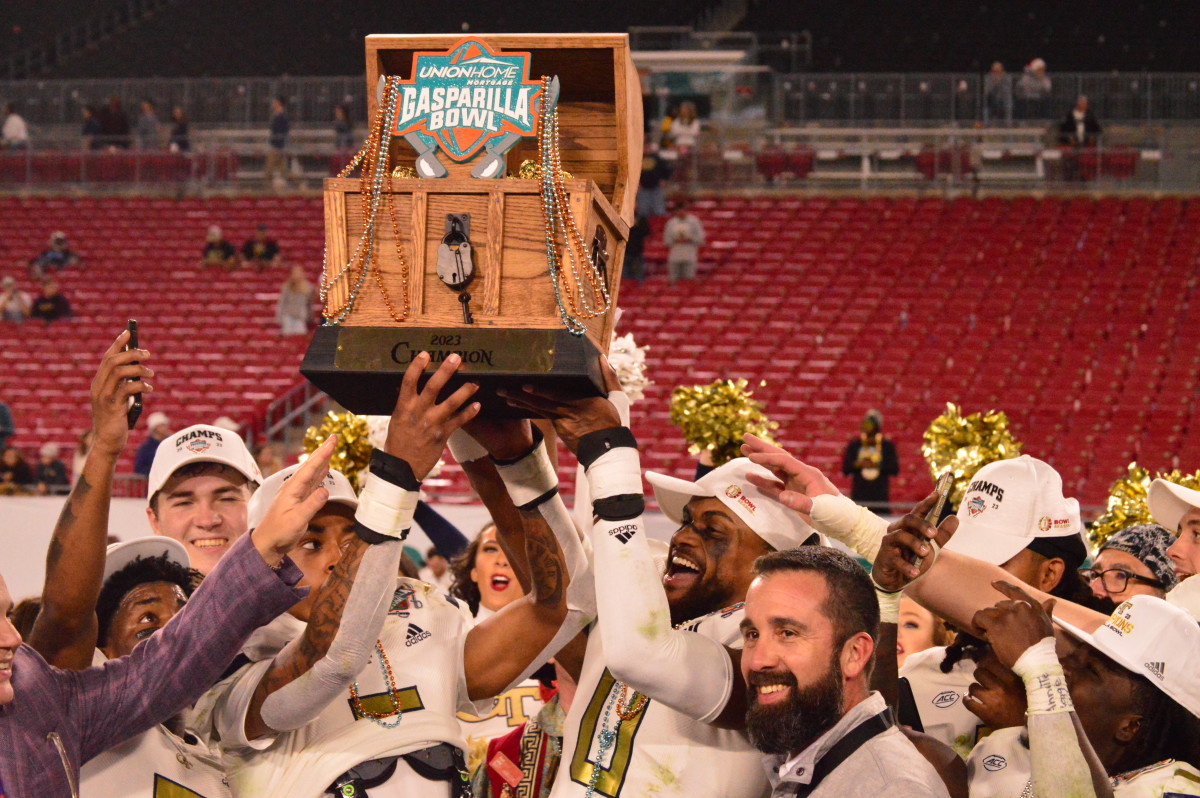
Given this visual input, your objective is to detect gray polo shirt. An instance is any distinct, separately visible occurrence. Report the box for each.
[765,692,950,798]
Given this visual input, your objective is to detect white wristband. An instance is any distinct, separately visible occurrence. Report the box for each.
[1011,636,1073,715]
[446,428,489,464]
[495,440,558,508]
[809,494,890,561]
[355,473,420,540]
[585,447,642,501]
[875,586,902,624]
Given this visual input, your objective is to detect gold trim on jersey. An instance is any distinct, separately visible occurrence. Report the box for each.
[569,670,649,797]
[346,685,424,720]
[153,774,208,798]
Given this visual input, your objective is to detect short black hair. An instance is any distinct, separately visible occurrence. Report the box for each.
[148,462,254,513]
[96,554,200,647]
[753,547,880,648]
[1103,649,1200,771]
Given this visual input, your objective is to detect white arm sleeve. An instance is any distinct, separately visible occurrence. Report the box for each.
[490,439,596,691]
[588,446,734,723]
[809,493,891,561]
[256,539,403,733]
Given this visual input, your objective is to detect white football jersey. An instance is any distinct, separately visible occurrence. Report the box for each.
[204,579,480,798]
[458,678,546,775]
[1112,760,1200,797]
[550,604,769,798]
[965,726,1031,798]
[900,646,985,760]
[82,725,230,798]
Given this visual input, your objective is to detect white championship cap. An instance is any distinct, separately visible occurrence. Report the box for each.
[1167,575,1200,622]
[1056,595,1200,718]
[146,424,262,503]
[146,411,170,431]
[943,455,1087,569]
[103,536,190,584]
[1148,479,1200,534]
[646,458,816,551]
[246,462,358,530]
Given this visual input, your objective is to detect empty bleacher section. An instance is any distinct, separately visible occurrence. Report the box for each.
[2,194,1197,511]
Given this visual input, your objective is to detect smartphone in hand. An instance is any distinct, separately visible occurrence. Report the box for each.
[126,319,143,430]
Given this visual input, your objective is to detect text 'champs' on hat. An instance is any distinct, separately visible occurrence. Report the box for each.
[646,458,815,552]
[147,424,262,503]
[246,463,358,530]
[944,455,1086,568]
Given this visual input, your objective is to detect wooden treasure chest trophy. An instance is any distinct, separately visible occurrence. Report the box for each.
[301,34,642,416]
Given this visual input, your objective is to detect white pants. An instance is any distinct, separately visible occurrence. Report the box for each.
[667,257,696,282]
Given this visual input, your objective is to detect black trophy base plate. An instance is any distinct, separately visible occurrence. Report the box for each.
[300,325,605,418]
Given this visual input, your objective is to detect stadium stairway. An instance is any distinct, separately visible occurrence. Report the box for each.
[1,195,1197,510]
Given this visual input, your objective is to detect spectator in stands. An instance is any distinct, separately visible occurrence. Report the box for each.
[35,442,69,495]
[253,441,286,477]
[28,231,80,279]
[266,96,290,186]
[623,213,650,282]
[637,138,672,218]
[1058,95,1102,147]
[1,277,31,323]
[135,100,160,150]
[30,278,72,323]
[982,62,1012,124]
[243,223,282,269]
[0,401,13,451]
[419,546,453,591]
[72,428,93,484]
[98,95,132,149]
[669,100,701,155]
[2,103,29,150]
[663,203,706,282]
[276,265,313,335]
[333,103,354,149]
[133,411,172,477]
[1014,58,1052,119]
[0,446,33,489]
[201,225,238,270]
[168,106,190,153]
[81,105,103,151]
[841,409,899,510]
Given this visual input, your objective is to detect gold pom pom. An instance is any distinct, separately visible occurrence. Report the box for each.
[391,165,417,179]
[921,403,1022,507]
[302,411,374,491]
[669,379,779,466]
[1089,463,1200,546]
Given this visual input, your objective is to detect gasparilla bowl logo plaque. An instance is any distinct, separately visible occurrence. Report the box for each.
[394,38,544,162]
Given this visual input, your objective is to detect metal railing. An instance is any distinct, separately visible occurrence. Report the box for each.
[5,72,1200,132]
[247,379,328,451]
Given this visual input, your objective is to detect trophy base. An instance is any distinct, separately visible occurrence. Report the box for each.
[300,325,606,418]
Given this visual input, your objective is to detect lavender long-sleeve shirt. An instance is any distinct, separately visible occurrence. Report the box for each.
[0,533,306,796]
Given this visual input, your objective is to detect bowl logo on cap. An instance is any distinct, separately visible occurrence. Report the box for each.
[186,439,211,453]
[1104,600,1136,637]
[725,484,757,514]
[967,496,986,517]
[1037,516,1071,532]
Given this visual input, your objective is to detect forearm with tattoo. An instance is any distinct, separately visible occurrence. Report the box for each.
[520,509,566,609]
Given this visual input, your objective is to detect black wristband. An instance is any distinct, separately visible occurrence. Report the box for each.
[577,427,638,469]
[593,493,645,522]
[489,424,545,467]
[369,448,421,491]
[353,522,406,545]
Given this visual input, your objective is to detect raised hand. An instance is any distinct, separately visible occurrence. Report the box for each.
[739,433,839,516]
[971,580,1057,669]
[90,329,152,458]
[385,352,481,478]
[964,651,1027,729]
[870,492,958,592]
[251,436,336,565]
[497,356,622,455]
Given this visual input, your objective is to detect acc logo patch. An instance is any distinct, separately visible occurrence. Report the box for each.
[982,754,1007,772]
[967,496,986,517]
[394,38,543,162]
[932,690,960,709]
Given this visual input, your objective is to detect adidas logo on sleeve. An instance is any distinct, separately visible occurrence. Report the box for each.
[405,624,431,647]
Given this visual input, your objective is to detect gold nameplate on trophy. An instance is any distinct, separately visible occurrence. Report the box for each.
[301,34,642,416]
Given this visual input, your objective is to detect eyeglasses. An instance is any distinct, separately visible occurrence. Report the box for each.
[1081,568,1165,593]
